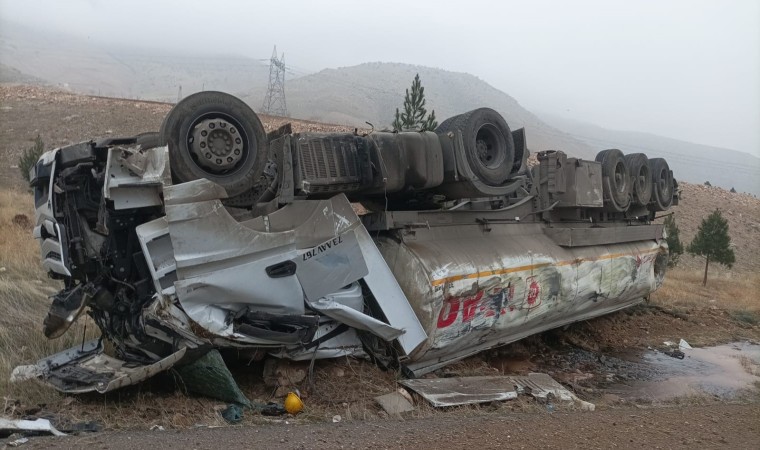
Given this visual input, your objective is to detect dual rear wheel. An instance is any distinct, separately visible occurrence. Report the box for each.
[595,149,673,212]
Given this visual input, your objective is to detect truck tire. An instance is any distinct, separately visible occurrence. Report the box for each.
[649,158,674,211]
[159,91,268,197]
[135,132,160,149]
[596,149,631,212]
[624,153,652,206]
[436,108,514,185]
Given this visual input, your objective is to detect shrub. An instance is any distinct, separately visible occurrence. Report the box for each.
[18,135,45,182]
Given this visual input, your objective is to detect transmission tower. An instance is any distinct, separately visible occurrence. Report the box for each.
[262,46,289,117]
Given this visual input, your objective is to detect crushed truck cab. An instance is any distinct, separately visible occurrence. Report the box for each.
[17,91,677,395]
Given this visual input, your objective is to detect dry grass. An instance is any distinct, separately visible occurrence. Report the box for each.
[0,188,92,405]
[0,189,42,277]
[651,268,760,313]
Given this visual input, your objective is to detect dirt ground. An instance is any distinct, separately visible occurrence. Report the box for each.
[21,403,760,449]
[3,303,759,447]
[2,83,759,447]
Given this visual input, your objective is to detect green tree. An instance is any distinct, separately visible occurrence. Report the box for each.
[687,209,735,286]
[663,214,683,267]
[18,134,45,181]
[392,73,437,132]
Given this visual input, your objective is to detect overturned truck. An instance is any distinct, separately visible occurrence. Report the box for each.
[20,92,677,394]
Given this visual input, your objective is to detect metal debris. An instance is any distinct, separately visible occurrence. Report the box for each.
[0,418,65,436]
[400,373,586,408]
[399,376,518,407]
[511,373,579,402]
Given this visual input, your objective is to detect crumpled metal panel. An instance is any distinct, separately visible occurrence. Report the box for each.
[269,324,366,361]
[103,145,170,210]
[136,217,177,297]
[399,376,518,407]
[163,180,303,338]
[511,372,578,401]
[356,225,427,356]
[161,180,424,352]
[399,372,579,407]
[309,297,403,341]
[11,340,186,394]
[294,230,368,302]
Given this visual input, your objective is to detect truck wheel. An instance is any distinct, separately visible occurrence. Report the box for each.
[436,108,514,185]
[159,91,268,197]
[596,149,631,212]
[649,158,674,211]
[624,153,652,206]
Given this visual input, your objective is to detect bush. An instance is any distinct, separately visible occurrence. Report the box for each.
[18,135,45,181]
[663,215,683,267]
[392,74,437,132]
[687,209,735,286]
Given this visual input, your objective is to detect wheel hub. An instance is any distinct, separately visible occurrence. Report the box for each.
[190,118,244,171]
[474,123,506,169]
[476,139,493,163]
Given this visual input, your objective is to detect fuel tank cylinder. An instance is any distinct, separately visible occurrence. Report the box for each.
[374,222,668,376]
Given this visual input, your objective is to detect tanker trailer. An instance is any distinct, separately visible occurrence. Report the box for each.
[17,91,677,393]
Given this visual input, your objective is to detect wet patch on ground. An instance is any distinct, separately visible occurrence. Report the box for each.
[482,339,760,404]
[605,342,760,401]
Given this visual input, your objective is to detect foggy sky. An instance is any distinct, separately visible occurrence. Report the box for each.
[1,0,758,157]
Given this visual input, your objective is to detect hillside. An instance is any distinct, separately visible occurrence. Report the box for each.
[0,20,269,102]
[242,62,593,158]
[665,183,760,273]
[1,84,757,273]
[540,113,760,195]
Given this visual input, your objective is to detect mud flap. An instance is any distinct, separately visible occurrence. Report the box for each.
[11,340,186,394]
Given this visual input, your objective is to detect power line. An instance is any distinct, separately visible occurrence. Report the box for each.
[261,45,288,117]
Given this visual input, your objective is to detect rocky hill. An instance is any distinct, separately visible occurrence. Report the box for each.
[0,20,269,102]
[241,62,593,159]
[1,84,757,273]
[665,182,760,273]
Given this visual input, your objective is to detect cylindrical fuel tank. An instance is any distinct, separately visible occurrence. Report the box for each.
[374,222,668,376]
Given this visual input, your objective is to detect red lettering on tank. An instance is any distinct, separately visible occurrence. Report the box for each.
[437,297,460,328]
[526,277,540,306]
[461,291,484,323]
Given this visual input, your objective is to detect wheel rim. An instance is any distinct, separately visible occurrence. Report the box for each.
[474,123,506,169]
[186,113,249,175]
